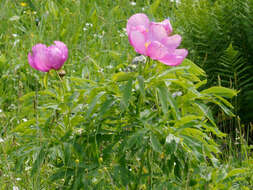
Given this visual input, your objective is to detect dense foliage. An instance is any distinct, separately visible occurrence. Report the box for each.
[174,0,253,131]
[0,0,252,189]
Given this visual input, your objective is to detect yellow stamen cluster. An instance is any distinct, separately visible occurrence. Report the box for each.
[145,41,151,49]
[20,2,27,7]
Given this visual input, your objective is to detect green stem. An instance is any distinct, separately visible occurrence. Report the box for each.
[147,145,152,190]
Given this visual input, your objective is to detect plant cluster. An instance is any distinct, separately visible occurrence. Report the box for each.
[0,0,252,189]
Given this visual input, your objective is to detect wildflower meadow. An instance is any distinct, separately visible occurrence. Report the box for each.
[0,0,253,189]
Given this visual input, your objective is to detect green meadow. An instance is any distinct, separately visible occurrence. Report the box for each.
[0,0,252,189]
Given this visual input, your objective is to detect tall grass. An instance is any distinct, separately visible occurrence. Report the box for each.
[0,0,252,189]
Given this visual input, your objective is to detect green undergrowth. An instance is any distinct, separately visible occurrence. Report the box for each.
[0,0,252,189]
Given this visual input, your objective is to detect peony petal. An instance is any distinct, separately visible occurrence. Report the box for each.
[158,19,173,35]
[28,52,38,70]
[146,41,168,60]
[129,30,147,55]
[126,13,150,36]
[147,23,168,42]
[48,46,65,70]
[53,41,68,62]
[31,44,51,72]
[161,34,182,51]
[158,49,188,66]
[174,49,188,58]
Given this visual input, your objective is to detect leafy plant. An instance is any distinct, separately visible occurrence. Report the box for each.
[11,58,237,189]
[174,0,253,139]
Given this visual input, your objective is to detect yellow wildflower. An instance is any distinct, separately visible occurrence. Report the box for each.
[20,2,27,7]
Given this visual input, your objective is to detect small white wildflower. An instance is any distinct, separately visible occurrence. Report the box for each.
[9,16,20,21]
[166,134,180,144]
[22,118,28,122]
[13,39,20,46]
[86,23,93,27]
[130,1,136,6]
[119,33,125,37]
[25,166,32,171]
[172,91,183,98]
[132,55,146,64]
[13,186,19,190]
[92,177,98,183]
[76,128,83,135]
[12,34,18,38]
[122,28,127,35]
[142,7,145,11]
[106,65,113,69]
[0,137,4,143]
[16,178,21,181]
[83,27,87,31]
[0,109,2,113]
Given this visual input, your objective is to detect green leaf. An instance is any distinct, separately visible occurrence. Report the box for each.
[87,91,105,117]
[195,102,216,127]
[127,129,148,150]
[157,83,180,119]
[122,79,133,108]
[225,168,247,179]
[201,86,237,98]
[63,143,71,165]
[137,75,145,97]
[19,92,35,102]
[157,84,168,115]
[12,119,37,132]
[113,72,136,82]
[99,97,114,117]
[150,133,162,153]
[31,146,47,176]
[43,73,48,89]
[149,0,161,14]
[182,59,206,77]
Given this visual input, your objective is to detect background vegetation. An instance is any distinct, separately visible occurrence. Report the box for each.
[0,0,252,189]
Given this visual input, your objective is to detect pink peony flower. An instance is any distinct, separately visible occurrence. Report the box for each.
[127,13,188,66]
[28,41,68,72]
